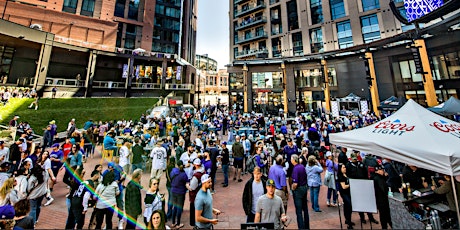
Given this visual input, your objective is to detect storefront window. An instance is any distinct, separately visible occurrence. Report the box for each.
[398,60,423,82]
[229,73,244,90]
[445,52,460,79]
[294,68,321,87]
[251,72,282,89]
[253,91,284,114]
[431,55,449,80]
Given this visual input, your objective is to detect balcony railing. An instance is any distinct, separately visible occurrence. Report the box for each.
[131,83,162,89]
[234,2,266,17]
[235,16,267,31]
[92,81,126,89]
[165,84,193,90]
[236,31,268,44]
[270,0,280,4]
[235,49,269,58]
[45,78,84,87]
[234,0,249,4]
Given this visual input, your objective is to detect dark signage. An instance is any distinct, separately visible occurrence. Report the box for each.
[410,47,424,74]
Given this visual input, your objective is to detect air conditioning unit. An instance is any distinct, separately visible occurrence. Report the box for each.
[30,24,43,30]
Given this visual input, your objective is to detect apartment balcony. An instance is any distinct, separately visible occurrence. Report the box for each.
[234,0,249,5]
[269,0,280,4]
[234,2,266,18]
[235,48,269,58]
[165,84,193,90]
[235,31,268,44]
[45,78,84,87]
[272,49,281,58]
[235,16,267,31]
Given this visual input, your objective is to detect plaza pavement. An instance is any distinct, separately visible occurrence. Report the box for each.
[36,145,380,229]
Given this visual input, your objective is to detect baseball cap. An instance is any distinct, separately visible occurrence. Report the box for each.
[201,174,211,183]
[325,151,332,157]
[51,143,60,148]
[108,162,115,168]
[0,162,11,168]
[286,137,292,142]
[266,179,276,187]
[0,205,15,219]
[222,141,227,145]
[14,115,20,119]
[0,140,4,145]
[240,133,245,137]
[188,143,195,148]
[350,153,358,160]
[193,158,202,165]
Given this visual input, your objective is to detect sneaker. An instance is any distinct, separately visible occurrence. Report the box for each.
[118,219,124,229]
[211,190,216,194]
[44,197,54,206]
[327,201,331,207]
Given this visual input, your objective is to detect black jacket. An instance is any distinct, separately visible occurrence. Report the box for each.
[242,177,267,216]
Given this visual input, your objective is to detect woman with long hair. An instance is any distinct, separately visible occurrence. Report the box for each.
[94,171,120,229]
[338,163,354,229]
[0,177,19,206]
[147,210,169,230]
[36,150,55,207]
[27,166,47,225]
[324,151,338,207]
[68,144,83,169]
[144,178,163,225]
[165,156,176,220]
[14,199,34,229]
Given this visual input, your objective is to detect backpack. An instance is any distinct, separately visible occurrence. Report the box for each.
[246,155,257,173]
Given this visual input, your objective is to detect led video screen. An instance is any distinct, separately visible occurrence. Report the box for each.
[404,0,444,22]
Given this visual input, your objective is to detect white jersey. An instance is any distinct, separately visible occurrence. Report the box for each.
[150,146,167,170]
[119,145,130,167]
[0,147,10,164]
[180,151,198,179]
[195,138,204,150]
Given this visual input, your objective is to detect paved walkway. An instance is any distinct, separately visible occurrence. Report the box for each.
[36,145,380,229]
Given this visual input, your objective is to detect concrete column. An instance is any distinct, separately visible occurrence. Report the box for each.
[365,52,381,117]
[85,50,97,97]
[34,33,53,96]
[125,55,135,97]
[161,59,168,87]
[243,64,249,113]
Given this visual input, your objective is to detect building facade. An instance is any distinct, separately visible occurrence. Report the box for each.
[194,54,229,107]
[228,0,460,116]
[0,0,198,101]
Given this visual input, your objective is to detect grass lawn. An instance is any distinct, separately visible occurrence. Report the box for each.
[0,98,158,132]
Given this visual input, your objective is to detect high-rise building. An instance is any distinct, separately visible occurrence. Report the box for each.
[194,54,228,107]
[0,0,198,100]
[228,0,460,116]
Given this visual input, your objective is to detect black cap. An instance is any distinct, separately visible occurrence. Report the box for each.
[0,162,11,168]
[286,137,292,142]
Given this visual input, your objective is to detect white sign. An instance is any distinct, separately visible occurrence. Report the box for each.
[349,179,377,213]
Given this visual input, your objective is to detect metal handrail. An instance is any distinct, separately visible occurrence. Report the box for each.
[165,84,193,90]
[45,78,83,87]
[236,31,268,44]
[235,48,268,58]
[131,82,162,89]
[92,81,126,89]
[235,16,267,30]
[235,2,266,17]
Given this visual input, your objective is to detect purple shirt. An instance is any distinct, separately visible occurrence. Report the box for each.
[170,168,189,194]
[292,164,308,186]
[268,164,287,190]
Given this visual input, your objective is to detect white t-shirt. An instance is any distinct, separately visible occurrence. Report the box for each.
[150,146,167,170]
[195,138,204,150]
[119,145,130,167]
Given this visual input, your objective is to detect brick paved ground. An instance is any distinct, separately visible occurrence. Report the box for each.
[36,145,380,229]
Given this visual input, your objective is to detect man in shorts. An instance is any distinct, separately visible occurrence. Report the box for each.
[231,135,244,182]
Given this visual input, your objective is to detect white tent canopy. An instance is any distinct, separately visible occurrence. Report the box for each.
[330,99,460,176]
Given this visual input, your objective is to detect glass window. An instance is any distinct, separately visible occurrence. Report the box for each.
[397,7,415,32]
[128,0,140,20]
[328,67,337,86]
[362,0,379,11]
[399,60,423,82]
[310,0,323,24]
[330,0,346,19]
[63,0,78,13]
[294,69,322,87]
[114,0,125,17]
[252,72,283,89]
[336,20,353,49]
[116,23,123,47]
[80,0,95,16]
[287,0,299,30]
[310,28,323,53]
[361,14,380,43]
[431,55,448,80]
[445,52,460,79]
[155,4,164,15]
[229,73,244,90]
[292,32,303,56]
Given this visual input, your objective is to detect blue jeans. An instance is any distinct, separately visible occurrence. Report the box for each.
[327,187,338,204]
[222,164,229,185]
[293,185,310,229]
[310,186,321,211]
[29,195,45,223]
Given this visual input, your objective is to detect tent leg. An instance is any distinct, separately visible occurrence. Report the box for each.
[450,176,460,226]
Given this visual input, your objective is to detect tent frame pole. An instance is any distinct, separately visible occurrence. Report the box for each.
[450,176,460,225]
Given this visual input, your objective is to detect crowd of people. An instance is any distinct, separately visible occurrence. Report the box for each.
[0,102,458,230]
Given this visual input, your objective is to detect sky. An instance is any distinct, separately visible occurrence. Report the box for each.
[196,0,230,69]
